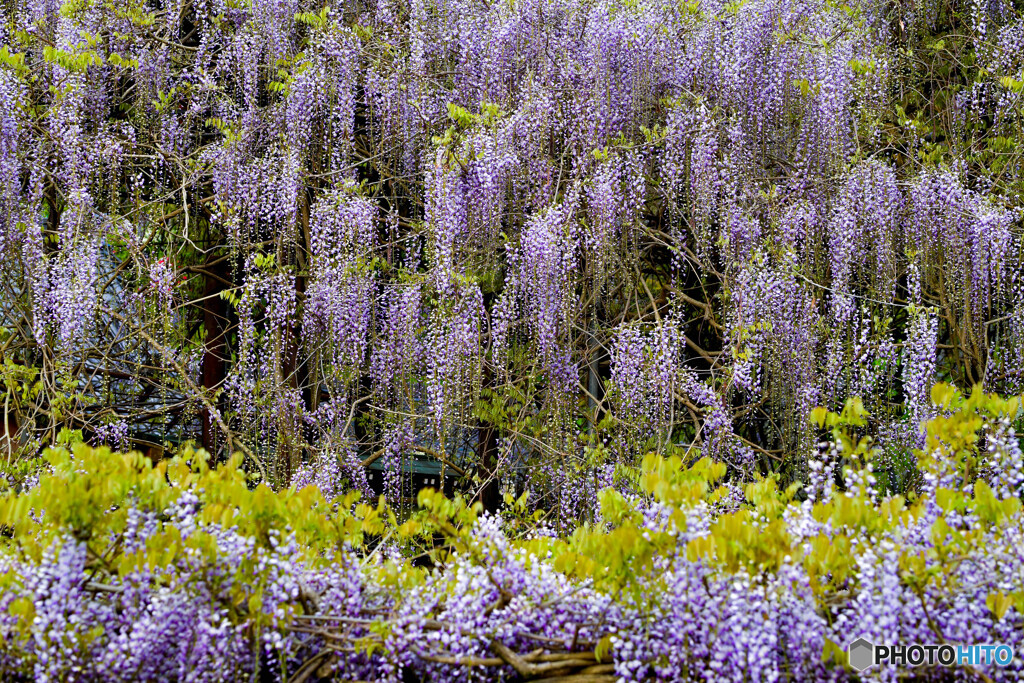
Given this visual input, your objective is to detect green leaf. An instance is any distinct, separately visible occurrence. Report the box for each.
[595,634,614,662]
[986,591,1011,621]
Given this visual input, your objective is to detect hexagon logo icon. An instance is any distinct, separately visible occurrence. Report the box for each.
[848,637,874,672]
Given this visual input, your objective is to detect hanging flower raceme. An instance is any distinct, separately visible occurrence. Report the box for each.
[149,257,175,314]
[610,320,681,441]
[903,304,939,441]
[828,159,903,322]
[427,281,485,436]
[372,283,423,404]
[425,156,470,298]
[908,169,1017,340]
[46,236,101,348]
[586,150,644,275]
[727,256,820,432]
[303,190,380,391]
[506,195,581,395]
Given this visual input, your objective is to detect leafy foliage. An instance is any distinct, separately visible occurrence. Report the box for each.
[0,386,1022,680]
[1,0,1024,679]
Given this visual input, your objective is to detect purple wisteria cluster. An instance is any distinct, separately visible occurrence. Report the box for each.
[0,0,1021,479]
[1,430,1023,681]
[1,0,1024,679]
